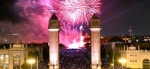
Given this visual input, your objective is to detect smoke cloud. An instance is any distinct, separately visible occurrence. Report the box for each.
[0,0,52,43]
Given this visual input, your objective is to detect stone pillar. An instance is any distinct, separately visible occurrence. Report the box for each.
[90,14,101,69]
[3,55,6,69]
[9,53,13,69]
[20,51,24,69]
[48,13,59,69]
[49,29,59,69]
[90,28,101,69]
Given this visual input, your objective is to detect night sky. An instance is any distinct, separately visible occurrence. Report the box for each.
[0,0,150,43]
[100,0,150,36]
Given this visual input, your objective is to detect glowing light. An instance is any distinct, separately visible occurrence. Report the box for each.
[119,58,126,64]
[92,52,99,64]
[57,0,101,24]
[79,36,84,47]
[51,53,57,65]
[27,59,35,69]
[56,0,101,48]
[68,40,79,49]
[27,59,35,64]
[59,28,85,49]
[13,0,101,47]
[119,58,126,69]
[68,35,85,49]
[90,28,101,31]
[48,29,59,31]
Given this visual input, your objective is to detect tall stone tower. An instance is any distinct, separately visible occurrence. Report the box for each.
[48,13,59,69]
[90,14,101,69]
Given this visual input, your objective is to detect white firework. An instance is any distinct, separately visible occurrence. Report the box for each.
[57,0,101,25]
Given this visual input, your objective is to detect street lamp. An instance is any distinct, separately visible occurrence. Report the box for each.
[96,64,98,69]
[27,59,35,69]
[119,58,126,69]
[52,64,55,69]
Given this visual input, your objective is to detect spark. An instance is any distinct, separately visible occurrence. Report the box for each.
[8,0,101,49]
[57,0,101,25]
[57,0,101,48]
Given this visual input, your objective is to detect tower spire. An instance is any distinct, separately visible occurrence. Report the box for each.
[128,25,133,36]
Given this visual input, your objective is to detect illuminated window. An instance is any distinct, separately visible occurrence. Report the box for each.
[130,60,137,62]
[0,54,9,69]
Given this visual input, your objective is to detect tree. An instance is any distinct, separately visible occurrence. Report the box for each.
[28,51,39,59]
[114,49,121,66]
[109,36,124,43]
[21,62,29,69]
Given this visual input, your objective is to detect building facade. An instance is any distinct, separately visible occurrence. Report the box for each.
[0,43,42,69]
[120,45,150,69]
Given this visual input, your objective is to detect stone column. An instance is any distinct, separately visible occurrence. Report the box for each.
[9,52,13,69]
[48,13,59,69]
[90,14,101,69]
[90,28,101,69]
[49,29,59,69]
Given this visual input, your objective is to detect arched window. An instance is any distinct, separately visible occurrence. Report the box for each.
[143,59,150,69]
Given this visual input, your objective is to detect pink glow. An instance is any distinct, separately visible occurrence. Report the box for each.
[57,0,101,24]
[57,0,101,48]
[59,29,84,49]
[11,0,101,48]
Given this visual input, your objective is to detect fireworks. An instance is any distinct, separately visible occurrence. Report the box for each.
[55,0,101,48]
[10,0,101,48]
[57,0,101,25]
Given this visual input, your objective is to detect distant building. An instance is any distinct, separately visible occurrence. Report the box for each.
[101,35,150,44]
[0,43,42,69]
[120,45,150,69]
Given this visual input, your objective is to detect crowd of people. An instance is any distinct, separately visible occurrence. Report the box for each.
[59,49,91,69]
[39,59,49,69]
[39,48,91,69]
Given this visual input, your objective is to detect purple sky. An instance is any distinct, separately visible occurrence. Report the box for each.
[0,0,150,43]
[100,0,150,36]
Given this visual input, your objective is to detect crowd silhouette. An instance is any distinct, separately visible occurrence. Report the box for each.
[60,49,91,69]
[39,48,91,69]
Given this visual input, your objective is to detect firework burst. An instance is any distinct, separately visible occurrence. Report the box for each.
[55,0,101,48]
[57,0,101,25]
[9,0,101,47]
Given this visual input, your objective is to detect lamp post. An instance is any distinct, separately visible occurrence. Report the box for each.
[119,58,126,69]
[52,64,56,69]
[27,59,35,69]
[96,64,98,69]
[36,56,38,69]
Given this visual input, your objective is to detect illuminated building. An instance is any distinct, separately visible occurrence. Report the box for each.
[0,43,42,69]
[120,45,150,69]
